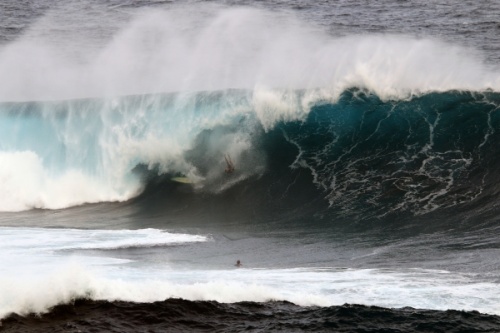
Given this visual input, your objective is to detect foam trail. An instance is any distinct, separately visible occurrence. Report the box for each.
[0,227,211,319]
[2,264,500,320]
[1,228,499,320]
[0,227,208,252]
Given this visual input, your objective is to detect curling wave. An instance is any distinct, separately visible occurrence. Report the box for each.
[1,88,500,228]
[134,89,500,229]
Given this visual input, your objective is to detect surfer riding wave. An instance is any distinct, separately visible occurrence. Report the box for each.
[224,154,235,174]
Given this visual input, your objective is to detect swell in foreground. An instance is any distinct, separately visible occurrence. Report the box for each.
[3,298,500,333]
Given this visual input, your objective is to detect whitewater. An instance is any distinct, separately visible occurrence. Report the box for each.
[2,1,500,331]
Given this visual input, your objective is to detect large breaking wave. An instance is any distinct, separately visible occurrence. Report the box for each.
[0,5,499,219]
[1,89,500,221]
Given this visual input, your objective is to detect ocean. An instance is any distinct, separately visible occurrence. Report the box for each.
[1,0,500,332]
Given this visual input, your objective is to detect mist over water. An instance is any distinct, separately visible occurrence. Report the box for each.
[0,4,498,102]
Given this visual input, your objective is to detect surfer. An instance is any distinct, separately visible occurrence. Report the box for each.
[224,154,235,174]
[235,260,242,267]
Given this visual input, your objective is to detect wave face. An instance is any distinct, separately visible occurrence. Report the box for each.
[1,89,500,227]
[280,90,500,218]
[136,89,500,230]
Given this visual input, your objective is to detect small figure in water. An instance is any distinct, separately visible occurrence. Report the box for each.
[235,260,242,267]
[224,154,235,174]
